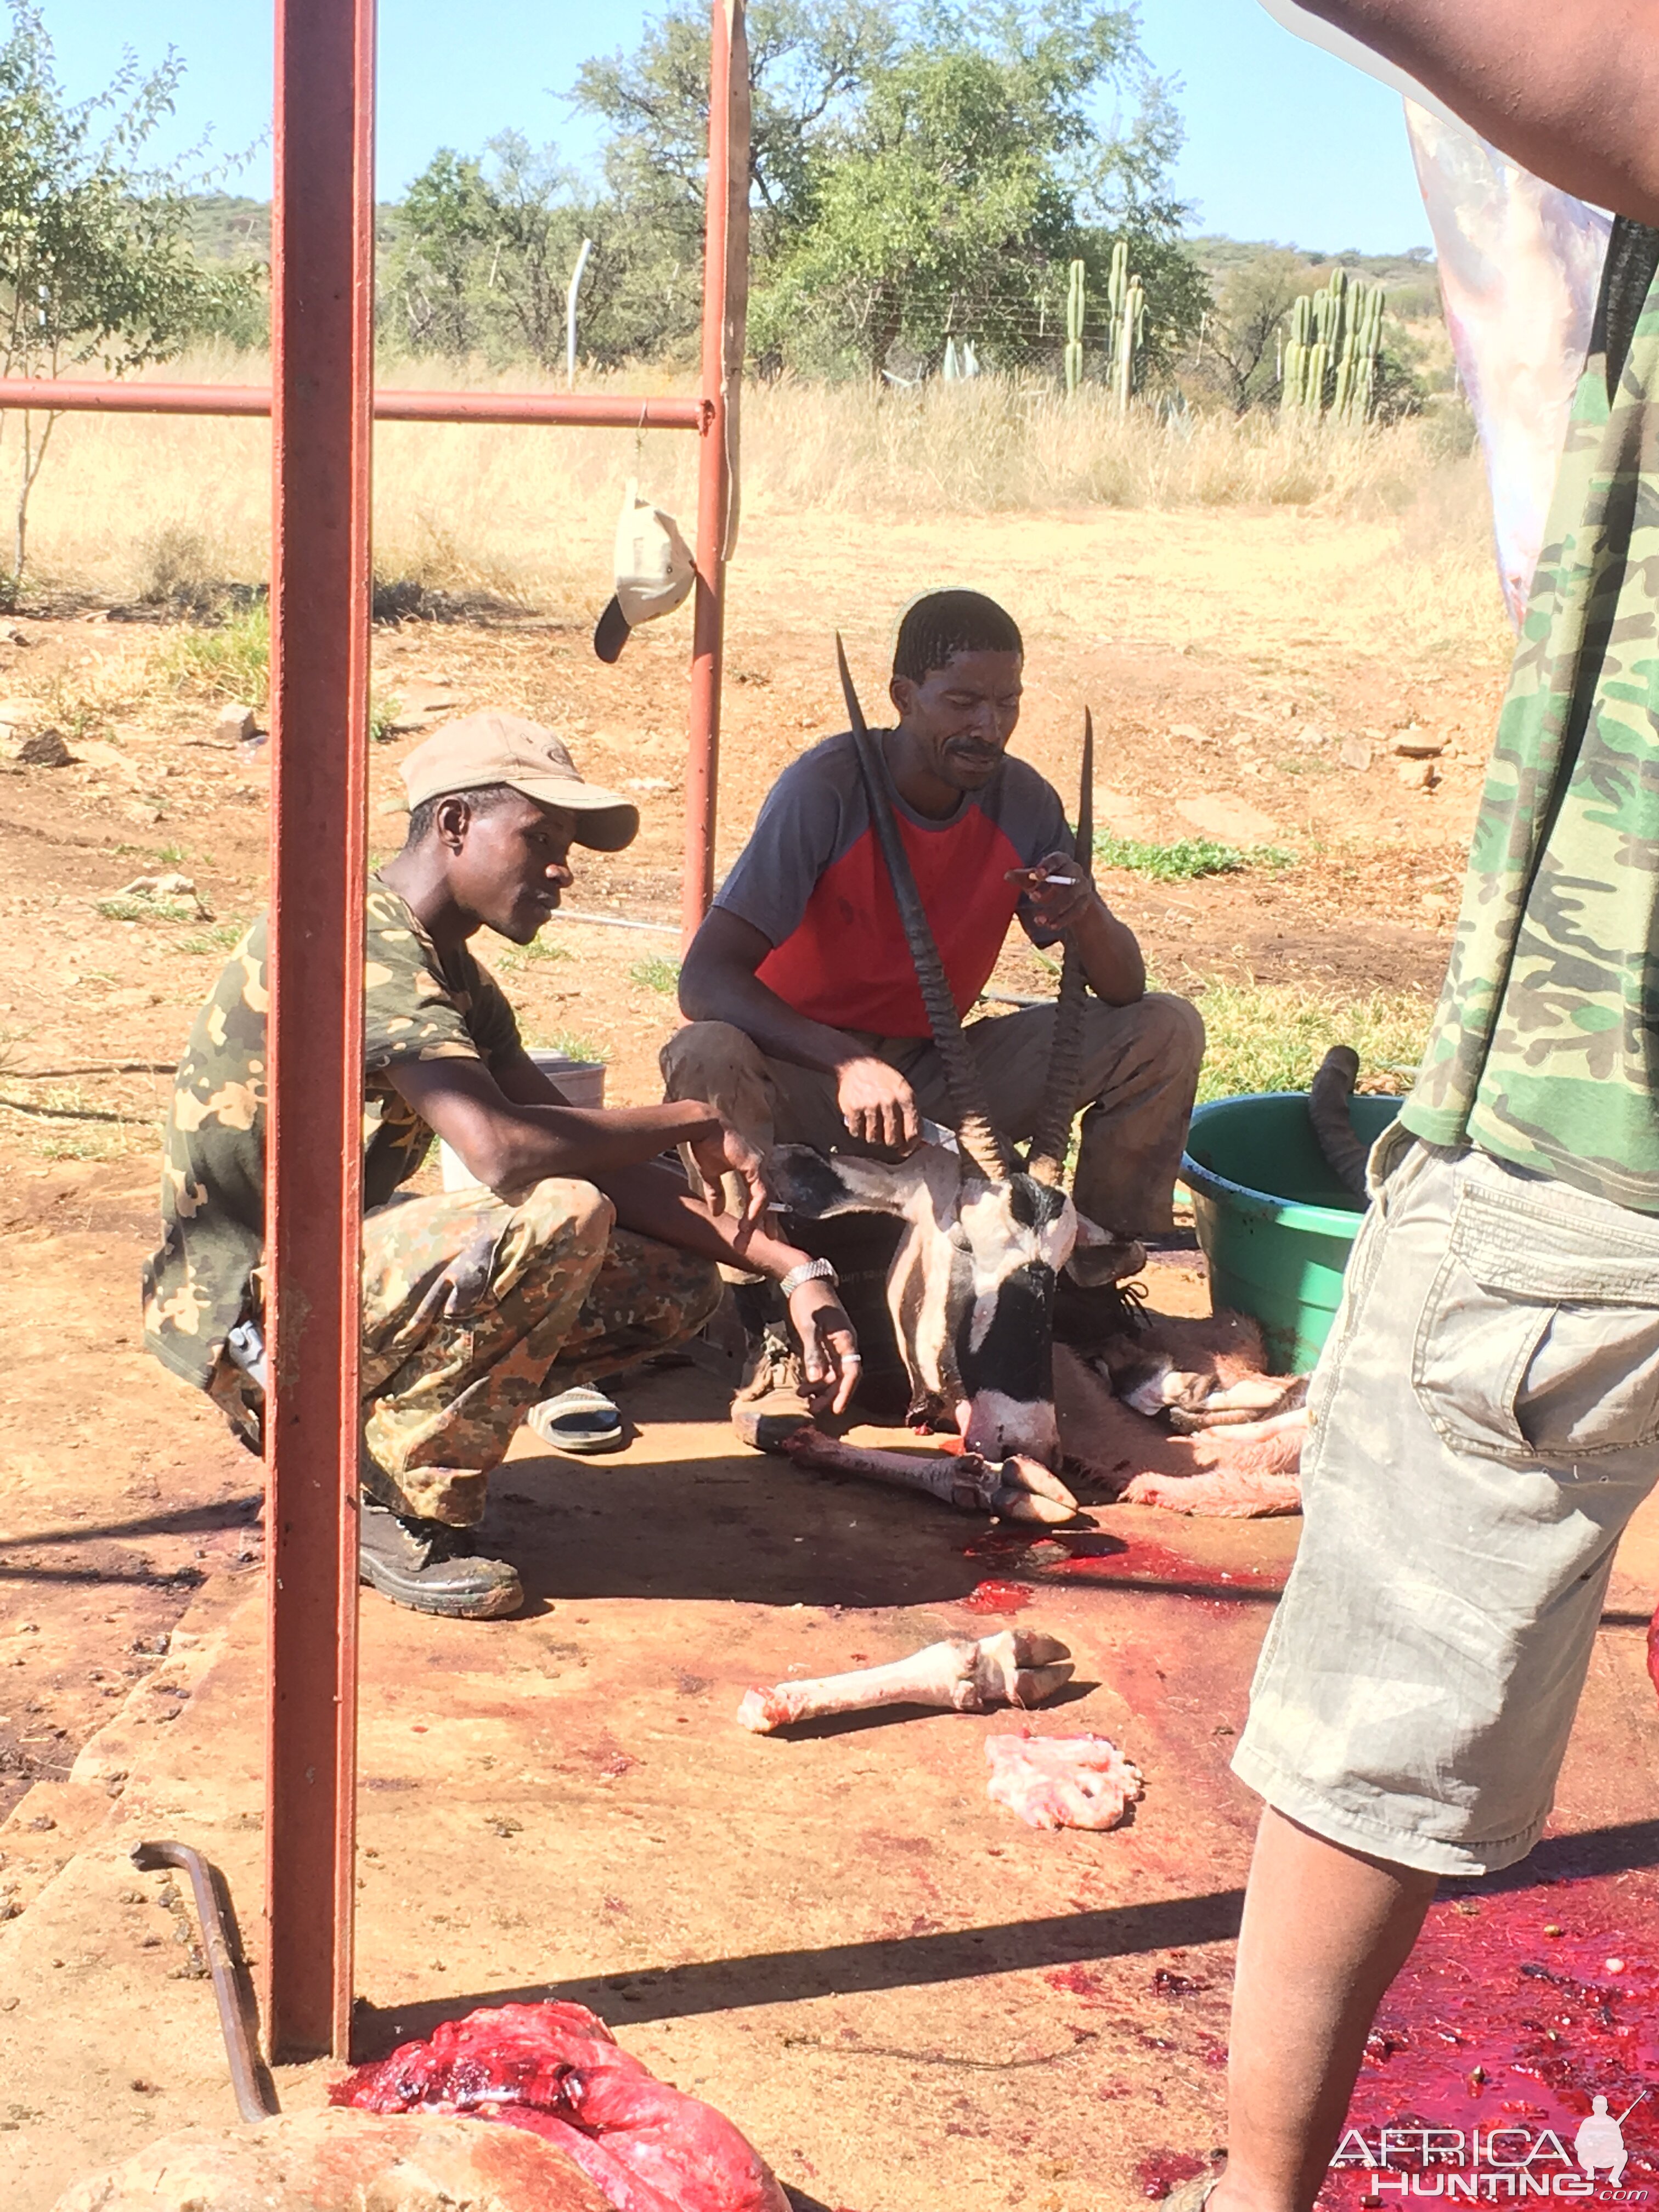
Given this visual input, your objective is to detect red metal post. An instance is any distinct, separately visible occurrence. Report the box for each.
[682,0,750,944]
[0,0,742,2058]
[263,0,375,2063]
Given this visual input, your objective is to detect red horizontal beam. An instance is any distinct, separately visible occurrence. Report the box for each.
[0,378,709,430]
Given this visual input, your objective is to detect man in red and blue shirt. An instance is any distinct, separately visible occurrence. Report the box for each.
[667,589,1204,1413]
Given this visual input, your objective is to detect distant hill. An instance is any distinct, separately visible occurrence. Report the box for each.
[185,193,410,266]
[188,193,270,262]
[1186,234,1442,320]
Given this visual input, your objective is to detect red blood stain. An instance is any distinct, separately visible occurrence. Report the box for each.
[962,1530,1032,1561]
[1647,1602,1659,1706]
[962,1579,1034,1613]
[1154,1968,1210,1997]
[1137,2148,1216,2199]
[1321,1877,1659,2205]
[961,1528,1284,1597]
[1046,1965,1108,2000]
[1028,1532,1285,1596]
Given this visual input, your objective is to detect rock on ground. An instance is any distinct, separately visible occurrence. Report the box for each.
[49,2108,611,2212]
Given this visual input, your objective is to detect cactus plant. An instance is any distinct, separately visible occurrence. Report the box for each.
[1064,259,1085,395]
[1105,240,1145,413]
[1279,267,1387,421]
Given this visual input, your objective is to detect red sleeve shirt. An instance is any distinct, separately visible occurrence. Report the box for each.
[714,731,1071,1038]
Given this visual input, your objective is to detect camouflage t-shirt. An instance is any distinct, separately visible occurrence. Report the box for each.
[142,877,522,1389]
[1401,223,1659,1213]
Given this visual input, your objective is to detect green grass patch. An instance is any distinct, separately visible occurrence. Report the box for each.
[369,695,403,744]
[173,919,248,956]
[97,892,200,924]
[155,603,270,706]
[529,1029,601,1064]
[1192,981,1433,1104]
[629,955,681,995]
[492,934,572,972]
[1093,832,1294,882]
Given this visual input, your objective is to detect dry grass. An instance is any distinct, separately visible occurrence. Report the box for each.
[742,375,1464,518]
[18,351,1499,630]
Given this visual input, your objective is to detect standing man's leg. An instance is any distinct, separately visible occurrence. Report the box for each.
[1210,1135,1659,2212]
[1213,1814,1436,2212]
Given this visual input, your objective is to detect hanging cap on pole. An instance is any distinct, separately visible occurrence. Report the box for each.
[398,712,640,850]
[594,478,696,663]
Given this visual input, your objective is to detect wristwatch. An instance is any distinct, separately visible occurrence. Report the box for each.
[778,1257,839,1297]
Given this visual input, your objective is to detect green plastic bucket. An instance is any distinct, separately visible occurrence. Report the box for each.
[1180,1091,1403,1373]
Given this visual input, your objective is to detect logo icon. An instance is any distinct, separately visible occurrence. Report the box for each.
[1578,2097,1648,2191]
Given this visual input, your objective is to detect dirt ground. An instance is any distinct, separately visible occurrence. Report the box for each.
[0,507,1502,1819]
[0,505,1531,2204]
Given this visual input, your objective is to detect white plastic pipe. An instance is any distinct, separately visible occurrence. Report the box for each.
[566,237,594,390]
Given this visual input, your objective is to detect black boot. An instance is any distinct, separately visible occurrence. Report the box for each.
[358,1502,523,1619]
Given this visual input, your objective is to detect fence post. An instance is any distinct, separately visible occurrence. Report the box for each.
[566,238,594,390]
[263,0,375,2063]
[682,0,750,945]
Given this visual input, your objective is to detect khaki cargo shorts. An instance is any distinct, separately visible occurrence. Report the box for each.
[1232,1124,1659,1876]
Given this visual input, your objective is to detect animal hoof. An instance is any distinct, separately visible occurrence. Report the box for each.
[732,1403,817,1454]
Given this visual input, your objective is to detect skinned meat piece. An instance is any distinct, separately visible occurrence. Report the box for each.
[985,1731,1143,1831]
[333,2000,789,2212]
[738,1628,1073,1731]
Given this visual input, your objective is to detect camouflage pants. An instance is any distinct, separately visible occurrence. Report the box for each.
[207,1177,721,1528]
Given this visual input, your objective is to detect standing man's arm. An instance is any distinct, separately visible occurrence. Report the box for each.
[679,909,925,1150]
[1296,0,1659,223]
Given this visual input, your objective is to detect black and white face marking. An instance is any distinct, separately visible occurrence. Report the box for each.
[766,1143,1079,1466]
[949,1173,1075,1463]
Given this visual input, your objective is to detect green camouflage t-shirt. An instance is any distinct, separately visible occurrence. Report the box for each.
[1401,227,1659,1212]
[142,878,522,1389]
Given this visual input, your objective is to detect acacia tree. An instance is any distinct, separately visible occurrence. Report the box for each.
[746,3,1203,380]
[0,5,256,594]
[570,0,894,362]
[1186,250,1306,413]
[576,0,891,245]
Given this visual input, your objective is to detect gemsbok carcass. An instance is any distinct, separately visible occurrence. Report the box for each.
[766,639,1116,1517]
[767,641,1310,1527]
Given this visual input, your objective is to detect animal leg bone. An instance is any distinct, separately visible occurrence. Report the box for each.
[780,1425,1078,1522]
[1121,1405,1308,1516]
[1166,1374,1309,1432]
[738,1629,1074,1733]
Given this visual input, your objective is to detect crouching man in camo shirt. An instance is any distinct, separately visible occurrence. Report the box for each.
[142,713,859,1620]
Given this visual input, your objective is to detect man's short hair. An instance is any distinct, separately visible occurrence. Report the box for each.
[403,780,521,849]
[892,590,1023,683]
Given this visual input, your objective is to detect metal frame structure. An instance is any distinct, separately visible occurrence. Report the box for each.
[0,0,749,2060]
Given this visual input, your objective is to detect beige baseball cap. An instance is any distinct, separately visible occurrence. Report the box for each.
[594,479,695,663]
[398,712,639,850]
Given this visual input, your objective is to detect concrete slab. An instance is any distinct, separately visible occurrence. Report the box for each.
[4,1367,1657,2212]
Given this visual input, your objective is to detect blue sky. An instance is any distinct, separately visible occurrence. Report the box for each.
[52,0,1430,253]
